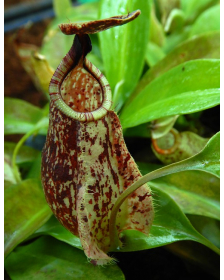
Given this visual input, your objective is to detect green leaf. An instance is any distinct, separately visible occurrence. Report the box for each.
[5,236,125,280]
[53,0,72,18]
[31,216,82,250]
[162,26,191,54]
[138,162,220,219]
[79,0,99,3]
[86,34,104,72]
[123,123,151,138]
[132,31,219,101]
[30,52,54,96]
[181,0,219,24]
[187,131,220,177]
[4,142,40,165]
[4,98,44,135]
[99,0,151,110]
[120,186,219,254]
[164,8,185,33]
[156,0,180,26]
[86,52,104,73]
[4,149,21,187]
[120,59,220,128]
[189,5,220,37]
[26,153,42,180]
[4,179,52,257]
[145,42,165,67]
[4,157,17,186]
[187,215,220,247]
[149,3,165,47]
[41,30,73,70]
[8,117,48,184]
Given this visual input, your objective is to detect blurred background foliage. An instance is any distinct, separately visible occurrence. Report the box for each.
[4,0,220,279]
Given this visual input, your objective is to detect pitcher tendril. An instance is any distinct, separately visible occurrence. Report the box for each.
[41,10,154,265]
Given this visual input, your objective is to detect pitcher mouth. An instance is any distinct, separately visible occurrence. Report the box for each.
[49,34,112,122]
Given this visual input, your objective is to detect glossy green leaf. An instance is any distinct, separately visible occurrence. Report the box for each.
[30,53,54,95]
[149,3,165,47]
[86,51,104,73]
[181,0,219,24]
[4,157,17,186]
[164,8,185,33]
[4,179,52,257]
[87,34,104,72]
[120,186,219,254]
[5,236,125,280]
[4,142,27,187]
[4,142,40,165]
[4,99,48,137]
[187,215,220,247]
[4,98,44,135]
[139,162,163,173]
[145,42,165,67]
[79,0,99,3]
[4,150,22,188]
[189,5,220,37]
[138,162,220,219]
[156,0,180,26]
[31,216,82,250]
[131,31,219,102]
[26,153,42,180]
[41,31,72,70]
[99,0,151,110]
[53,0,72,18]
[163,26,191,54]
[120,59,220,128]
[123,123,151,138]
[186,131,220,177]
[6,118,48,184]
